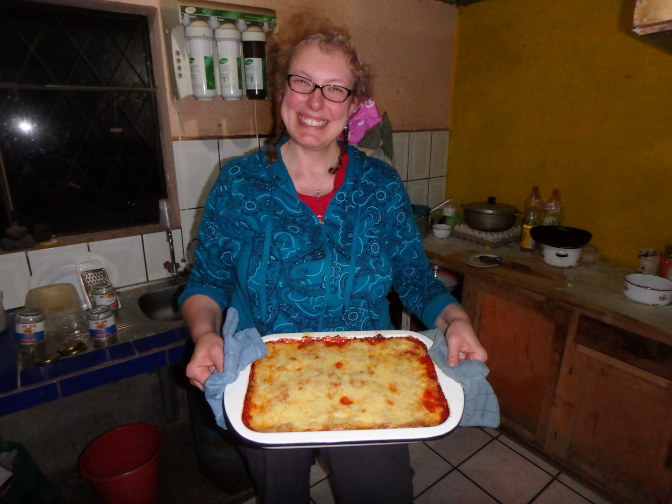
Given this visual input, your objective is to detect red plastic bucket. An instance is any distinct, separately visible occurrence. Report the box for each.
[79,423,163,504]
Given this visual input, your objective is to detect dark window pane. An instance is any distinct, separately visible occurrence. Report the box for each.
[0,1,166,238]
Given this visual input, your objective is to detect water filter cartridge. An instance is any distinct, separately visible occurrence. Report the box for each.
[185,20,217,100]
[242,25,267,100]
[214,22,243,100]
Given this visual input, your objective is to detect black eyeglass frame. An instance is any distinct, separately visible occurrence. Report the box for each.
[286,74,353,103]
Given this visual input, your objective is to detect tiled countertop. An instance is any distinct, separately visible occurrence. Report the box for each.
[0,280,190,417]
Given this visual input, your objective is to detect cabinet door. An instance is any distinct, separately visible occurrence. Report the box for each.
[464,278,569,446]
[549,313,672,504]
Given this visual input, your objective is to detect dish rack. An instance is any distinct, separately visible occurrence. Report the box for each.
[452,224,521,248]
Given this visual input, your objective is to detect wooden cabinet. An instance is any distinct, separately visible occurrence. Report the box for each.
[548,311,672,504]
[462,275,570,448]
[427,251,672,504]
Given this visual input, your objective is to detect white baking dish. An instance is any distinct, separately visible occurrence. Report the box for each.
[224,330,464,448]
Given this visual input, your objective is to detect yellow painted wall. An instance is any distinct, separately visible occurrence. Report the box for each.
[448,0,672,268]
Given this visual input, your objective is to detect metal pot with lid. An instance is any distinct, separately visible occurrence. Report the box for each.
[462,197,519,232]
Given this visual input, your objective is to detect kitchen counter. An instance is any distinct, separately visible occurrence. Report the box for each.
[423,235,672,341]
[0,280,190,417]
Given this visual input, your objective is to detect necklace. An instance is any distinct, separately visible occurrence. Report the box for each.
[285,148,339,198]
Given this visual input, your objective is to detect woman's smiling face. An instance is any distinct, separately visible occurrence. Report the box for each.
[281,43,358,152]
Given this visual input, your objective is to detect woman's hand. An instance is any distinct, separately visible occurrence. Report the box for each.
[182,295,225,391]
[434,304,487,366]
[186,333,224,391]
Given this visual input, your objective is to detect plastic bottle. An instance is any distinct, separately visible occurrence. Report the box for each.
[520,186,542,252]
[241,25,267,100]
[541,189,562,226]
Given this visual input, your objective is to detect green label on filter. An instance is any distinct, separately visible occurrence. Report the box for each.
[245,59,253,65]
[220,58,228,64]
[189,57,194,63]
[204,56,216,89]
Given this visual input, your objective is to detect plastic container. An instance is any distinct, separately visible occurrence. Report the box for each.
[519,186,542,252]
[541,189,562,226]
[79,423,163,504]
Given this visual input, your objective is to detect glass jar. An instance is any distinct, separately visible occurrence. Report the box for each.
[87,305,117,342]
[90,282,119,310]
[15,308,46,345]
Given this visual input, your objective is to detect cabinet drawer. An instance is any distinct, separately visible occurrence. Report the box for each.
[575,314,672,382]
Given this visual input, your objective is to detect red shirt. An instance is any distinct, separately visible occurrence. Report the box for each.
[297,153,348,224]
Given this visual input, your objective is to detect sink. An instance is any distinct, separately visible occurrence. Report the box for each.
[137,283,185,321]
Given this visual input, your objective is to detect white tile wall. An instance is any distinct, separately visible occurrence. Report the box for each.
[0,252,32,309]
[179,208,204,245]
[173,139,220,210]
[89,236,147,288]
[0,130,451,311]
[430,131,450,178]
[428,176,448,208]
[143,229,184,281]
[392,132,409,181]
[406,179,430,207]
[219,137,261,165]
[408,132,432,181]
[27,244,89,275]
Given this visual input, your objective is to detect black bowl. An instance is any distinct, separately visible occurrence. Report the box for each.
[530,226,592,249]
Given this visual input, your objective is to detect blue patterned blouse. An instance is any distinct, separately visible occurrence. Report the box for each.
[178,142,457,335]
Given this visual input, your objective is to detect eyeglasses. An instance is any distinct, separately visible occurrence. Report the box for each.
[286,74,353,103]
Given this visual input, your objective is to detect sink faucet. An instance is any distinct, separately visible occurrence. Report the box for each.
[164,229,180,276]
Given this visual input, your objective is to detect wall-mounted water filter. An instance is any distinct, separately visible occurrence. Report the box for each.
[214,23,243,100]
[242,25,267,100]
[162,1,277,100]
[185,20,217,100]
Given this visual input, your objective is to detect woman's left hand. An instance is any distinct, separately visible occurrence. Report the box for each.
[434,304,487,366]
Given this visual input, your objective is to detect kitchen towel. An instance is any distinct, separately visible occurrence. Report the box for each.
[204,308,267,430]
[420,328,500,428]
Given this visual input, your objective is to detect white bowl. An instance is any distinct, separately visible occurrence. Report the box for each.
[623,273,672,305]
[432,224,452,239]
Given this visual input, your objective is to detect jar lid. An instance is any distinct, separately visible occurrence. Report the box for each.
[18,307,43,316]
[463,197,518,216]
[33,352,61,366]
[89,305,112,315]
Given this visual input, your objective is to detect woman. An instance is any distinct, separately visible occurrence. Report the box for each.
[180,17,486,504]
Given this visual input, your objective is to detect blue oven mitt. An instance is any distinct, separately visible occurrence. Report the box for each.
[420,328,500,428]
[204,308,267,429]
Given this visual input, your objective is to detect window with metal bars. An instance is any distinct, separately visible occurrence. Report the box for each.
[0,0,167,244]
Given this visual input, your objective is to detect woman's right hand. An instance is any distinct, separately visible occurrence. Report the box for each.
[181,294,225,391]
[186,332,224,391]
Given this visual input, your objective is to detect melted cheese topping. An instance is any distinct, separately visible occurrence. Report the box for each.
[243,335,449,432]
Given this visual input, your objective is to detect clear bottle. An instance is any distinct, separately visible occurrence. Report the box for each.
[541,189,562,226]
[519,186,542,252]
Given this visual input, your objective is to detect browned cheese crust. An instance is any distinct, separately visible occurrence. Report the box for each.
[242,335,449,433]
